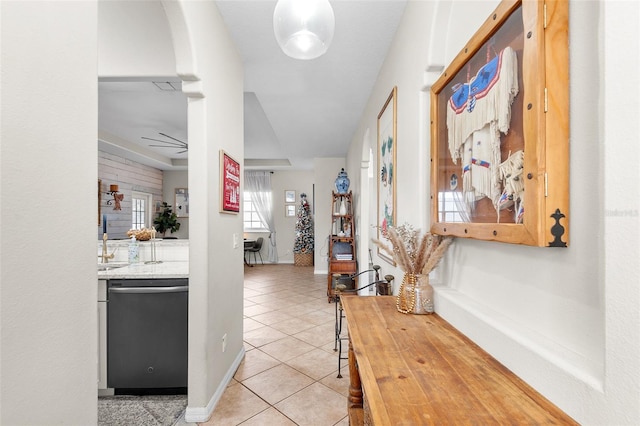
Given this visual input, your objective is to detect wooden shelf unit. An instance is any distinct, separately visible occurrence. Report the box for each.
[327,191,357,302]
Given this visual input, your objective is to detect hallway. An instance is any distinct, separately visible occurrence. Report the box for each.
[201,264,349,425]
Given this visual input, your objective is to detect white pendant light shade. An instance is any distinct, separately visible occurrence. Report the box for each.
[273,0,335,60]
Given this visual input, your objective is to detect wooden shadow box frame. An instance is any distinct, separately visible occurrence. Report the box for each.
[430,0,569,247]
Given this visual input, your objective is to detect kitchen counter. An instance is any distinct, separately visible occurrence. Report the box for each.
[98,261,188,279]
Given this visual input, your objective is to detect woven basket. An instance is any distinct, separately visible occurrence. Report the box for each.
[294,252,314,266]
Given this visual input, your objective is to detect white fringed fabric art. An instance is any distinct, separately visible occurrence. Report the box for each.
[446,46,519,214]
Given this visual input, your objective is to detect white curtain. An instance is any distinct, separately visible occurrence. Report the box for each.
[451,191,471,223]
[245,171,278,263]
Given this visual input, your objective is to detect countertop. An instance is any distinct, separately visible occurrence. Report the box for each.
[98,261,188,280]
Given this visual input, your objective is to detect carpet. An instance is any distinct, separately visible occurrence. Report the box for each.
[98,395,187,426]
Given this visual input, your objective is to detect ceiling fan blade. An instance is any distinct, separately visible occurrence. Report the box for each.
[142,137,185,147]
[158,132,187,145]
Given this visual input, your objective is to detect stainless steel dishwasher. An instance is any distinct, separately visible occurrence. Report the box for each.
[107,278,188,391]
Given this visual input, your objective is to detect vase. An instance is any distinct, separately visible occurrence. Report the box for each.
[335,168,350,194]
[339,199,347,215]
[413,274,434,315]
[396,273,434,314]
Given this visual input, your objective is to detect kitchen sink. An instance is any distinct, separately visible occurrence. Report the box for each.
[97,262,128,271]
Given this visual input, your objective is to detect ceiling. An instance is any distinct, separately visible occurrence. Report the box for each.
[98,1,407,171]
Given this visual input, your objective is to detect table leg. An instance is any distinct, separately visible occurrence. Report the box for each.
[348,338,363,409]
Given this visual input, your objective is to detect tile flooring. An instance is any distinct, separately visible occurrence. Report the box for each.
[199,264,349,425]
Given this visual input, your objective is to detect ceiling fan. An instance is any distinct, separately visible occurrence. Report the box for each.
[142,132,188,154]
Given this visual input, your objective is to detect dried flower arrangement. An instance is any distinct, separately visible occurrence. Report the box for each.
[373,223,454,313]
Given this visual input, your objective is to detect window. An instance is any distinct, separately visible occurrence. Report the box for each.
[243,191,268,231]
[438,191,465,223]
[132,191,153,229]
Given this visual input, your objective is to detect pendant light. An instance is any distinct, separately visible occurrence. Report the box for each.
[273,0,335,60]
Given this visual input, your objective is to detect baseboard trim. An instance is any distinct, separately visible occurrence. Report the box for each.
[183,346,245,423]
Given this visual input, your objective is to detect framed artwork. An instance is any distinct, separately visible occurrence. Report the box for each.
[285,190,296,203]
[220,150,241,214]
[377,86,398,265]
[175,188,189,217]
[430,0,569,247]
[285,204,296,217]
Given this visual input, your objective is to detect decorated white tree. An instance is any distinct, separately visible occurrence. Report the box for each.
[294,193,314,255]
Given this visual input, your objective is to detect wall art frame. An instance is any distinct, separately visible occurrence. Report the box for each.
[220,150,241,214]
[430,0,569,247]
[285,204,296,217]
[377,86,398,264]
[285,190,296,203]
[175,188,189,217]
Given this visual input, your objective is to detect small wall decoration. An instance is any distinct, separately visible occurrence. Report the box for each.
[285,204,296,217]
[377,86,398,265]
[220,150,240,214]
[175,188,189,217]
[430,0,569,247]
[285,190,296,203]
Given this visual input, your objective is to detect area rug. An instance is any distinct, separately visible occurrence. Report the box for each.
[98,395,187,426]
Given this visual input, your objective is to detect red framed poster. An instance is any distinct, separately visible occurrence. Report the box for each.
[220,150,240,214]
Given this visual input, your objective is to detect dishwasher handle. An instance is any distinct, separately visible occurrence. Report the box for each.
[108,286,188,294]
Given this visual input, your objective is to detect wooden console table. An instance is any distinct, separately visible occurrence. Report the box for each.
[341,296,577,425]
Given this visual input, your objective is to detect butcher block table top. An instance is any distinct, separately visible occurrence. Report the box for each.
[341,296,577,425]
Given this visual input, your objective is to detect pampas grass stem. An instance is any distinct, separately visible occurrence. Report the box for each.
[372,224,454,275]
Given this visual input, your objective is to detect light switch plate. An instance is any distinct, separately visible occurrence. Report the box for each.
[233,233,239,249]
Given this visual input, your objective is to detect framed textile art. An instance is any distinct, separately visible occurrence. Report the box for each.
[377,87,397,265]
[430,0,569,247]
[220,150,240,214]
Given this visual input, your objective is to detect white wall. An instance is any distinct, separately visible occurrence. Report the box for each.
[0,1,98,424]
[347,0,640,424]
[169,3,245,421]
[98,0,176,77]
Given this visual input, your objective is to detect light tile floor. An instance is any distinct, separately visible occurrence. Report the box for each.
[199,264,350,425]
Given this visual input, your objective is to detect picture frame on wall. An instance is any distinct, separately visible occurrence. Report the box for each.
[377,86,398,265]
[429,0,569,247]
[285,204,296,217]
[220,150,241,214]
[175,188,189,217]
[285,190,296,203]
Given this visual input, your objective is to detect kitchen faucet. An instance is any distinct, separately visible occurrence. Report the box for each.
[100,233,116,263]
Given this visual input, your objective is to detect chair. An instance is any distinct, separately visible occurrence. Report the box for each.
[333,266,394,378]
[243,240,255,266]
[246,237,264,265]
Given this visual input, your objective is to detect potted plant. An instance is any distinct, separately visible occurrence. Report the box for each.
[153,202,181,237]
